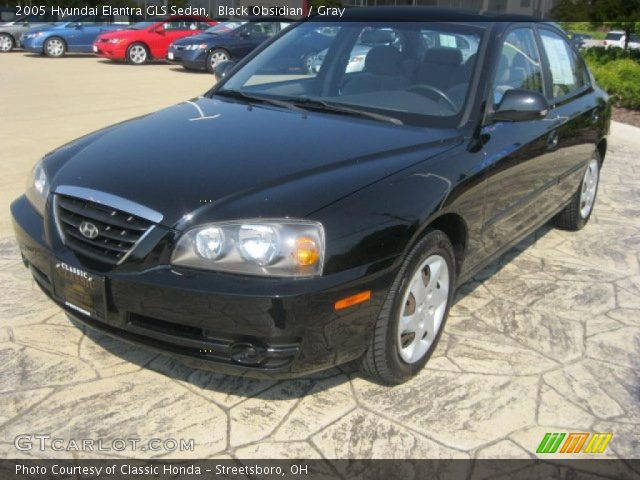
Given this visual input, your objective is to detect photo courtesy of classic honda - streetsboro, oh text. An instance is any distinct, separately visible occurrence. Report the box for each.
[11,8,610,385]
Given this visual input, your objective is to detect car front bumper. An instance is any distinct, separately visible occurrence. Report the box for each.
[21,36,44,53]
[92,42,126,60]
[166,47,207,70]
[11,194,391,378]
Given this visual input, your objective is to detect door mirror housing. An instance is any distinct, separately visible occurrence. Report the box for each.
[213,60,236,81]
[74,22,83,29]
[155,24,166,34]
[492,89,550,122]
[239,30,251,39]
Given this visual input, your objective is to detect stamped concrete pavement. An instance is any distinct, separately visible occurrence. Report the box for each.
[0,54,638,465]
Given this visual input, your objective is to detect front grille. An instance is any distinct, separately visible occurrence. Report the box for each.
[55,194,153,266]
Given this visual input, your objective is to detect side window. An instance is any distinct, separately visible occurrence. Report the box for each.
[247,22,278,37]
[493,27,544,107]
[539,29,589,99]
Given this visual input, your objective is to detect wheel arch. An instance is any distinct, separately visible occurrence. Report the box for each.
[597,138,607,165]
[409,212,468,279]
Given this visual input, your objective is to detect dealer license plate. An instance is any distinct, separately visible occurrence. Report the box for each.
[92,45,98,53]
[52,261,106,319]
[167,52,174,60]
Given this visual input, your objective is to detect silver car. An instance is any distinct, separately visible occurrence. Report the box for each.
[0,13,58,52]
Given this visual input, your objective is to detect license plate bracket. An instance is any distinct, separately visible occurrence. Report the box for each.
[52,261,107,320]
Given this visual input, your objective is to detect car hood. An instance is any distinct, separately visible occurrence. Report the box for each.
[172,31,229,45]
[98,28,147,41]
[48,96,461,228]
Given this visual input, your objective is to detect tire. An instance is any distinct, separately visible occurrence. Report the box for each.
[126,42,148,65]
[360,230,456,385]
[0,33,14,52]
[553,151,601,231]
[44,37,66,57]
[206,48,229,73]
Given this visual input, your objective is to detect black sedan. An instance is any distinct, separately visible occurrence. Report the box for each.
[167,19,292,72]
[11,8,610,384]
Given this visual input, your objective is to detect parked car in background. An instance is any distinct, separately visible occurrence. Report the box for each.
[93,16,216,64]
[604,30,640,49]
[567,32,592,50]
[21,13,142,57]
[167,19,291,73]
[11,10,610,384]
[0,6,16,23]
[0,13,58,52]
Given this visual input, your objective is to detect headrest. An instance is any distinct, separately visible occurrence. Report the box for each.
[364,46,403,76]
[423,47,462,66]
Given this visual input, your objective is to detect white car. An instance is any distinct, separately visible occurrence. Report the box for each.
[604,30,640,49]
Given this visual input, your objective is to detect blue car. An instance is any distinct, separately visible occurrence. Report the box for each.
[167,20,291,73]
[22,13,142,57]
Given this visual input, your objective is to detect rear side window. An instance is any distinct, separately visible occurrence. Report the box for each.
[493,27,544,107]
[605,32,623,41]
[539,29,589,99]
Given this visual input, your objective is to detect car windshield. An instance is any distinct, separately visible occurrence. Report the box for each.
[214,21,484,127]
[205,21,246,34]
[129,18,164,30]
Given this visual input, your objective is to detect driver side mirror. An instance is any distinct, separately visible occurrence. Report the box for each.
[239,30,251,39]
[213,60,236,81]
[74,22,83,29]
[492,89,550,122]
[155,24,166,34]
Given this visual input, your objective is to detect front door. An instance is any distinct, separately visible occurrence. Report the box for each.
[481,26,559,255]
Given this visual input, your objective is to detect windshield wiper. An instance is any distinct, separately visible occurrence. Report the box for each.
[215,89,305,114]
[291,97,403,125]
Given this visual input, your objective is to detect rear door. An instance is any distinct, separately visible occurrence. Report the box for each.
[536,26,600,210]
[481,26,559,254]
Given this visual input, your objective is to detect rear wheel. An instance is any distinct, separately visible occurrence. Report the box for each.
[0,33,14,52]
[206,49,229,73]
[553,151,601,231]
[44,37,66,57]
[126,43,148,64]
[360,230,455,384]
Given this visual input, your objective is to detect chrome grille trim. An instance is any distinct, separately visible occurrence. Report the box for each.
[54,185,163,223]
[53,188,160,266]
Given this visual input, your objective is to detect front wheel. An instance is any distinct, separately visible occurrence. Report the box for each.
[206,49,230,73]
[0,33,14,52]
[360,230,456,384]
[126,43,148,64]
[44,37,66,57]
[553,152,601,231]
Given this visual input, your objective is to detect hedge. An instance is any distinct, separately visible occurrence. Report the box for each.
[583,47,640,109]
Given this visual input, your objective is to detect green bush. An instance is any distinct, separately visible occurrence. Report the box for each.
[588,59,640,109]
[583,46,640,65]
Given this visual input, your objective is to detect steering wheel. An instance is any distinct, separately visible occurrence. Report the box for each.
[408,85,457,112]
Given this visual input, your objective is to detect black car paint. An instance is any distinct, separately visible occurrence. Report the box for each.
[11,10,611,378]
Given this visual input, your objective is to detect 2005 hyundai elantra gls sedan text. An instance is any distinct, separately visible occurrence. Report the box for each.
[11,8,611,384]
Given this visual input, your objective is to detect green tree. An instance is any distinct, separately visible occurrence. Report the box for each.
[552,0,640,50]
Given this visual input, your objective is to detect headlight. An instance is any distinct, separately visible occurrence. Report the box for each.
[171,220,325,277]
[106,38,122,44]
[26,32,43,39]
[25,159,50,216]
[185,44,206,50]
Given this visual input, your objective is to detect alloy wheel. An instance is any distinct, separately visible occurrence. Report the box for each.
[209,50,229,70]
[397,254,450,363]
[46,38,65,57]
[0,34,13,52]
[129,45,147,64]
[580,158,599,219]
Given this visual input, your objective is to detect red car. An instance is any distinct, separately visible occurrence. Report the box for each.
[93,16,216,64]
